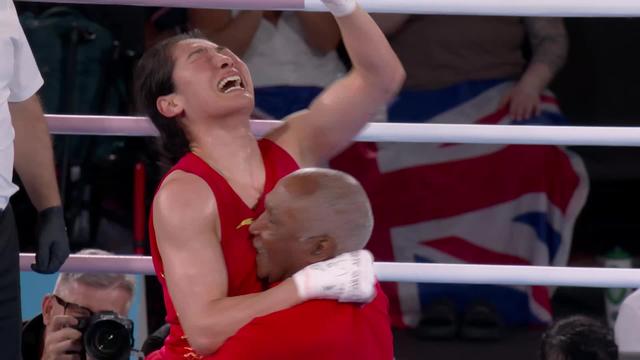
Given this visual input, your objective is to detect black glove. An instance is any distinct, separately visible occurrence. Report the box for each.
[31,206,70,274]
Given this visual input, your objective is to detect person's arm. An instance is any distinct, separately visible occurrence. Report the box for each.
[10,96,60,210]
[10,96,70,274]
[187,9,262,57]
[153,171,303,355]
[296,12,341,54]
[267,2,405,167]
[502,17,568,120]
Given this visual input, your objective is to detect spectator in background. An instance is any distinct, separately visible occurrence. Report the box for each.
[540,315,617,360]
[330,14,587,335]
[188,9,347,119]
[374,15,568,121]
[22,248,136,360]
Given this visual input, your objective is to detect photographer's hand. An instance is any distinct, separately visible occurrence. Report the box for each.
[42,315,83,360]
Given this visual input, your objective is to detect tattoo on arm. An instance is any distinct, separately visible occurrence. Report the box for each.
[524,17,569,74]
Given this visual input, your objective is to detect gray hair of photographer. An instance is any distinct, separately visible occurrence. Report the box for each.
[52,248,136,307]
[540,314,618,360]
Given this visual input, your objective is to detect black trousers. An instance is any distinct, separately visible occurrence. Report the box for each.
[0,205,21,360]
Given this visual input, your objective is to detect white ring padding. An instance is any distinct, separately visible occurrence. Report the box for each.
[304,0,640,16]
[373,262,640,288]
[17,0,640,16]
[20,253,154,275]
[47,115,160,137]
[19,253,640,288]
[18,0,305,11]
[46,115,640,147]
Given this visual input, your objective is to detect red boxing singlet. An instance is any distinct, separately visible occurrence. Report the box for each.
[149,139,299,359]
[210,283,394,360]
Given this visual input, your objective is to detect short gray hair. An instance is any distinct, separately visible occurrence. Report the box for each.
[282,168,373,254]
[54,249,136,301]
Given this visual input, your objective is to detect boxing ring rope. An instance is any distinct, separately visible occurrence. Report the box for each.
[18,0,640,17]
[46,115,640,146]
[18,253,640,288]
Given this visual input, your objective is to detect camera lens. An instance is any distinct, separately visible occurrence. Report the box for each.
[95,323,123,351]
[84,318,131,360]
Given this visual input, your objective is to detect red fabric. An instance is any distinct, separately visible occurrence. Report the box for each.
[210,283,393,360]
[148,139,299,359]
[145,349,162,360]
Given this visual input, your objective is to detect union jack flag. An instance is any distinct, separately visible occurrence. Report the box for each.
[331,79,589,327]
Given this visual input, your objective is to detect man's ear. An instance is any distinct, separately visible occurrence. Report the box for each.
[156,94,184,118]
[307,235,337,262]
[41,295,54,326]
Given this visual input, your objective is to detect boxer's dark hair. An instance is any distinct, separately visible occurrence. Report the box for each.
[134,31,206,167]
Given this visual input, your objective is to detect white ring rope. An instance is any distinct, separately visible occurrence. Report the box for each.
[47,115,160,137]
[46,115,640,147]
[19,253,640,288]
[17,0,640,17]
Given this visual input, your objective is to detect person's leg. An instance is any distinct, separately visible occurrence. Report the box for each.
[0,205,22,359]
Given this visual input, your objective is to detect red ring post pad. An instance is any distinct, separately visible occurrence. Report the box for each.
[133,163,146,255]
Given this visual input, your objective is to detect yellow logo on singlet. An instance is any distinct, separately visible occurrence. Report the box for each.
[236,218,253,229]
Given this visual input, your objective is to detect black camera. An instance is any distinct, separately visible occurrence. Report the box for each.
[76,311,134,360]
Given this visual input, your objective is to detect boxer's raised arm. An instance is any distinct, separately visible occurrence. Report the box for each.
[268,1,405,167]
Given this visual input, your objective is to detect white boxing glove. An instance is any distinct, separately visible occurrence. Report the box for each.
[292,249,376,303]
[321,0,357,17]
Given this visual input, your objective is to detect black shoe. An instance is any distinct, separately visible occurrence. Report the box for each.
[413,299,458,340]
[459,302,504,341]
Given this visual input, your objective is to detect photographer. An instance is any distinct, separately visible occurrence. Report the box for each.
[22,249,136,360]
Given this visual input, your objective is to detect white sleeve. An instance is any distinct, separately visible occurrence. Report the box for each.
[7,0,43,103]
